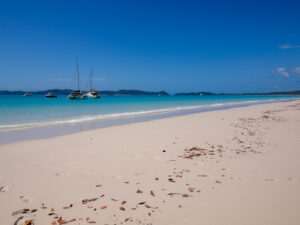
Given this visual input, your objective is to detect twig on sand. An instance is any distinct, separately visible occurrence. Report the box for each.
[167,193,192,198]
[82,198,98,204]
[12,209,31,216]
[13,216,23,225]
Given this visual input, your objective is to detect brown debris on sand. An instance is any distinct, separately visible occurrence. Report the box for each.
[24,220,34,225]
[168,178,176,182]
[58,217,68,224]
[179,147,210,159]
[12,208,32,216]
[82,198,98,204]
[167,193,192,198]
[188,187,195,192]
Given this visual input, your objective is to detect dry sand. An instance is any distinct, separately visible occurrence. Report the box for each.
[0,100,300,225]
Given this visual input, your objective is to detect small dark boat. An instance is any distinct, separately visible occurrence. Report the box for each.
[23,93,32,96]
[45,93,57,98]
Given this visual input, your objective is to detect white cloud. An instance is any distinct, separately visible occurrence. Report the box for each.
[279,44,300,49]
[272,68,290,78]
[292,66,300,75]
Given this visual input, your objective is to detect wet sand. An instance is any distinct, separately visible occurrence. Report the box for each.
[0,100,300,225]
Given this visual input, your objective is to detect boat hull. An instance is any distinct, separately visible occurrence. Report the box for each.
[86,92,101,98]
[68,96,83,100]
[68,93,88,100]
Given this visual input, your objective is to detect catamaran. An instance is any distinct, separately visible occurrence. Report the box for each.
[83,67,101,99]
[68,57,87,100]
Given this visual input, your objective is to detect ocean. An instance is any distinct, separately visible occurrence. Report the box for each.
[0,94,299,132]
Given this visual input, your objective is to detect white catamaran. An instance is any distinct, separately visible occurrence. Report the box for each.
[83,67,101,99]
[68,57,87,100]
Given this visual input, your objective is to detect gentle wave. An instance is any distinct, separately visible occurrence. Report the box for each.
[0,106,205,131]
[0,98,293,131]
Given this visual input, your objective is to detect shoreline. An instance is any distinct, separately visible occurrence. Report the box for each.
[0,97,298,145]
[1,100,300,225]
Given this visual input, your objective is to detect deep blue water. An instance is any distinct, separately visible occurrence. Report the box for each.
[0,95,298,131]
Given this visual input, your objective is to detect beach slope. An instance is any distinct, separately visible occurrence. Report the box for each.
[1,100,300,225]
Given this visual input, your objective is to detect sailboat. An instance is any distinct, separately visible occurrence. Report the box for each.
[83,67,101,99]
[67,57,87,100]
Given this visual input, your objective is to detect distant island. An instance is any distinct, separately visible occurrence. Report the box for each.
[0,89,170,96]
[175,92,215,96]
[98,90,169,96]
[175,90,300,96]
[0,89,300,96]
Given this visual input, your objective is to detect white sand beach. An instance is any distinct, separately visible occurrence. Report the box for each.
[1,100,300,225]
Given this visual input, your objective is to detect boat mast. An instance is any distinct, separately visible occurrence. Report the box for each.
[76,57,80,91]
[90,67,93,90]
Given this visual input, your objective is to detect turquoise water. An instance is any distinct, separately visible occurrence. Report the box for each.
[0,95,298,131]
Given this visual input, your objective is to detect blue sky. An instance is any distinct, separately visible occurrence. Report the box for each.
[0,0,299,93]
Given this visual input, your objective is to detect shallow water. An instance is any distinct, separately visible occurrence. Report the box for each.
[0,94,299,131]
